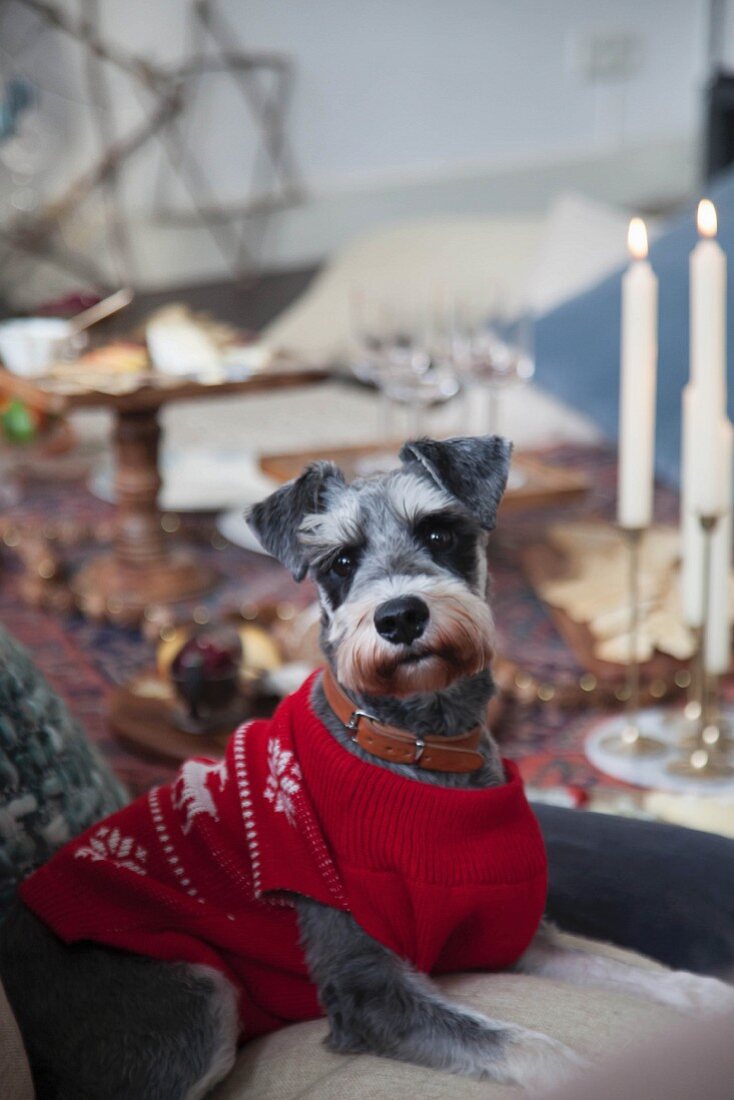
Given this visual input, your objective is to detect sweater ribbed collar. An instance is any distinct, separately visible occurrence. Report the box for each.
[289,672,543,885]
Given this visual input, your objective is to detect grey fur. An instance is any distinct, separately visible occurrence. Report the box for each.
[0,901,238,1100]
[247,434,511,591]
[399,435,512,531]
[295,897,583,1087]
[247,460,346,580]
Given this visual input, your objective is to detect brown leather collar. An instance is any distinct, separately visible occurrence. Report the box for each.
[321,668,485,773]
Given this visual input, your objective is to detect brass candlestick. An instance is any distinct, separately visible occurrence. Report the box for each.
[685,624,705,724]
[663,624,704,740]
[677,669,734,752]
[668,513,734,779]
[601,526,666,757]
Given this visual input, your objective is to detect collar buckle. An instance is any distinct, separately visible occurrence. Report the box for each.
[346,709,380,739]
[413,737,426,763]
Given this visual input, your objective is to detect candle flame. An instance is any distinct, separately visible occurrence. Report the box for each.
[627,217,648,260]
[697,199,717,238]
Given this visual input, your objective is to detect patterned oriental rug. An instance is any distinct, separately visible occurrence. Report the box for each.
[0,444,693,801]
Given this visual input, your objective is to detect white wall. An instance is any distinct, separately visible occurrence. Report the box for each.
[0,0,713,293]
[216,0,709,189]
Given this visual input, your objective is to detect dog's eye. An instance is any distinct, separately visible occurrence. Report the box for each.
[331,549,357,577]
[421,524,455,551]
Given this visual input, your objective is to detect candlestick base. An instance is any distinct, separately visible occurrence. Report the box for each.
[667,748,734,780]
[601,527,665,758]
[662,706,700,739]
[587,707,734,792]
[678,721,734,754]
[600,722,667,758]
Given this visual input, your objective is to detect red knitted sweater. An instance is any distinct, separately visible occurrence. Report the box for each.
[20,672,547,1039]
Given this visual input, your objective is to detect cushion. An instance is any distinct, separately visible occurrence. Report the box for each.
[257,212,599,450]
[527,192,638,315]
[543,1000,734,1100]
[0,626,127,919]
[212,934,679,1099]
[534,163,734,486]
[261,215,545,363]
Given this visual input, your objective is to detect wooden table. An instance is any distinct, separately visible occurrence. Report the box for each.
[0,363,330,618]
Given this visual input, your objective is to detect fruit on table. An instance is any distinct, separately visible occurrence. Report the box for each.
[237,624,285,675]
[0,399,44,443]
[170,627,243,721]
[158,621,281,680]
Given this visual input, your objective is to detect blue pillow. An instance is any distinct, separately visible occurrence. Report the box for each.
[535,165,734,487]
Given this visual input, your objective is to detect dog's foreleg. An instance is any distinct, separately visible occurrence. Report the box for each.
[517,923,734,1015]
[296,898,585,1090]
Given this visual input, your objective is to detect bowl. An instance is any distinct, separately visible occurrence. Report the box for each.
[0,317,84,378]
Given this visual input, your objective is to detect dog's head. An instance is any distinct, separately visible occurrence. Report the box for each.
[248,436,511,698]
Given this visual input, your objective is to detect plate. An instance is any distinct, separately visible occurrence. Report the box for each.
[89,447,278,514]
[216,508,269,555]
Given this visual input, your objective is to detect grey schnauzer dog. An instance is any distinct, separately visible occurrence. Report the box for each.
[2,435,733,1100]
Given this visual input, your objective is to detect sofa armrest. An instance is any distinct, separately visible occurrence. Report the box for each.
[536,804,734,974]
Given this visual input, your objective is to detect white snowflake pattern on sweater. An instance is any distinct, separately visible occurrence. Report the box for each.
[263,737,302,826]
[73,825,148,875]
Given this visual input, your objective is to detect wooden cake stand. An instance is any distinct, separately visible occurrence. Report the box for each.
[0,364,330,619]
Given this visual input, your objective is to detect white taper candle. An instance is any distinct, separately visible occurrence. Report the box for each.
[681,384,704,625]
[690,199,727,517]
[618,218,658,530]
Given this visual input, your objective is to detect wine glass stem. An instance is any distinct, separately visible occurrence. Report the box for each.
[378,387,395,442]
[487,388,501,435]
[408,400,424,438]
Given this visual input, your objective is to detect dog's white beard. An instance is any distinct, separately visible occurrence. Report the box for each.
[328,575,495,697]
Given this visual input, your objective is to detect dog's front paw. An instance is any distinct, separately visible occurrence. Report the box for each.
[323,1021,371,1055]
[654,971,734,1016]
[497,1027,588,1093]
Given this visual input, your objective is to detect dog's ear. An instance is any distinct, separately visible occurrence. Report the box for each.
[247,461,347,580]
[399,435,512,531]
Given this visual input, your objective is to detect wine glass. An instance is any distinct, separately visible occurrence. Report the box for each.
[349,289,401,441]
[376,296,461,438]
[349,291,461,440]
[452,294,535,489]
[349,289,393,385]
[454,288,534,430]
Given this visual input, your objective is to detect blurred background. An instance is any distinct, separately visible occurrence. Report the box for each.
[0,0,722,299]
[4,8,734,1097]
[3,1,734,778]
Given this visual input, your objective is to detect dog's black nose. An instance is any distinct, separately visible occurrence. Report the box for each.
[374,596,429,645]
